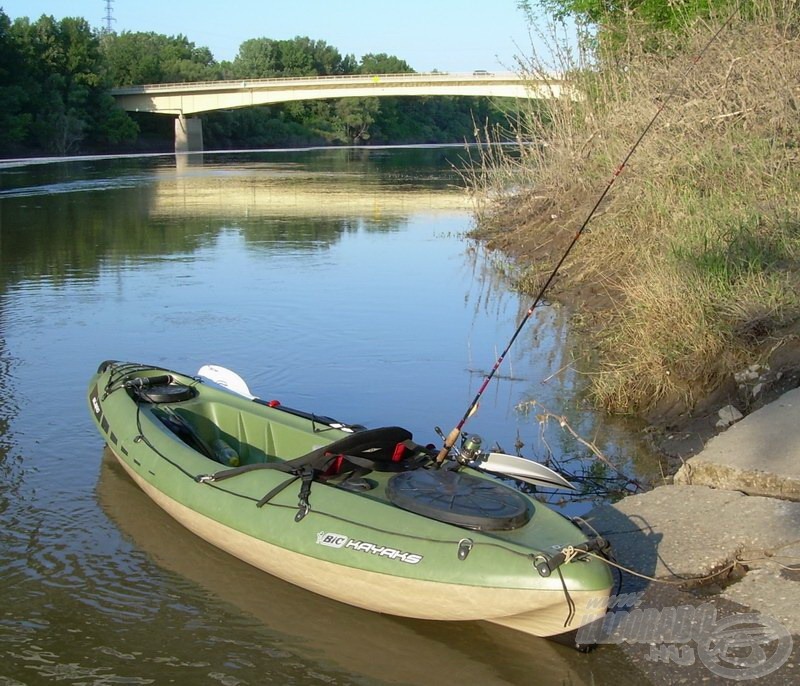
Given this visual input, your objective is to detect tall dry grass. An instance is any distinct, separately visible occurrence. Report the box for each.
[468,0,800,414]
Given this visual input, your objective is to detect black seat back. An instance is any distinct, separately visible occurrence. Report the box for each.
[286,426,416,472]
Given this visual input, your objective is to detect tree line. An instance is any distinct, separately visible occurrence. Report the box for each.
[0,9,511,156]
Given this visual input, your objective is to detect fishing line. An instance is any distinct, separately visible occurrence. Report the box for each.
[436,7,741,463]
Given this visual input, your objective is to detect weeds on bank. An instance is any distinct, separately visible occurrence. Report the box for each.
[467,0,800,414]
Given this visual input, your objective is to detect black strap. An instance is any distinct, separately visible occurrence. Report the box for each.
[198,428,427,520]
[256,474,301,508]
[204,460,296,482]
[340,441,431,472]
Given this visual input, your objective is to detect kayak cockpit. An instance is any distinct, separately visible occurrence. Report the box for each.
[101,364,548,533]
[133,386,534,532]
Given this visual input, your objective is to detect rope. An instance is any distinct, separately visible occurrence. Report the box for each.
[582,550,739,586]
[561,545,580,565]
[572,517,800,584]
[581,542,800,586]
[556,565,576,628]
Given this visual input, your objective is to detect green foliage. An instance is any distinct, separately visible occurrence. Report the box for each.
[523,0,734,29]
[0,11,508,155]
[229,36,353,78]
[0,11,31,149]
[334,98,380,143]
[359,53,413,74]
[102,31,218,85]
[0,10,138,154]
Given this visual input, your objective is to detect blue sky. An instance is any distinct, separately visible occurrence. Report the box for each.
[1,1,543,72]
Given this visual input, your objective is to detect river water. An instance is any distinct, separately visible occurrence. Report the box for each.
[0,147,655,685]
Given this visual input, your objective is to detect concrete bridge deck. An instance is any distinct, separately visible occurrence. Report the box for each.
[111,71,572,116]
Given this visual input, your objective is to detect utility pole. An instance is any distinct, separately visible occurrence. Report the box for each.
[103,0,115,33]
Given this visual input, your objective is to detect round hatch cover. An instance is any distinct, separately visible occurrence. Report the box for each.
[386,469,531,531]
[133,383,196,403]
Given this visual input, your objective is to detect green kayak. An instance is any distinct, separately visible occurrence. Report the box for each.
[88,360,613,643]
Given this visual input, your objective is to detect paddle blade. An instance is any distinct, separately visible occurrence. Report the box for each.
[197,364,255,399]
[468,452,575,490]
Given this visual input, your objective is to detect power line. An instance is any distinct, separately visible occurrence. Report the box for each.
[103,0,115,33]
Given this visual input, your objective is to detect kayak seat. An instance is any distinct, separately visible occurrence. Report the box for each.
[286,426,431,475]
[193,427,434,502]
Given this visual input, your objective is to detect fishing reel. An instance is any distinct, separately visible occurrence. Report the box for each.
[458,433,484,463]
[434,428,485,464]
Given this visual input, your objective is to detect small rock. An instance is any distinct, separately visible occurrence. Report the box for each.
[716,404,743,428]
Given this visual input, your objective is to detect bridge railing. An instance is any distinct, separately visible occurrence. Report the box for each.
[110,71,545,95]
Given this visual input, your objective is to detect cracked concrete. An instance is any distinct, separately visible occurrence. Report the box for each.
[582,387,800,682]
[673,386,800,501]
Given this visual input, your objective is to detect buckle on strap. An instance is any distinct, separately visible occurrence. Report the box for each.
[294,466,315,521]
[255,465,316,522]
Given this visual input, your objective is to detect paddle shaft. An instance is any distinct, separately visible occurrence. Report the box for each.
[435,12,738,464]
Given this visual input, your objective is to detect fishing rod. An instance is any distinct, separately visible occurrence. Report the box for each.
[436,10,740,464]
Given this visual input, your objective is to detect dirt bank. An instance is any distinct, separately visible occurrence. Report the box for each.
[477,212,800,473]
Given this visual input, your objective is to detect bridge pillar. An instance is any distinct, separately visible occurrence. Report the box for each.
[175,115,203,153]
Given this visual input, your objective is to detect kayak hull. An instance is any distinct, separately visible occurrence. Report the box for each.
[90,361,613,640]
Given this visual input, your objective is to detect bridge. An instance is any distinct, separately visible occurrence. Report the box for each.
[111,72,574,152]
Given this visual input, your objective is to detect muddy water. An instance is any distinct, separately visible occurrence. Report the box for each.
[0,147,654,684]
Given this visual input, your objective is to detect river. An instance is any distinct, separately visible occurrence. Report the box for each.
[0,146,655,685]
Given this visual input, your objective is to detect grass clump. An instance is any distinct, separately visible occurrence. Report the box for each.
[468,0,800,416]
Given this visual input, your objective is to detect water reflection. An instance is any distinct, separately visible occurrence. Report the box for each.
[171,150,467,220]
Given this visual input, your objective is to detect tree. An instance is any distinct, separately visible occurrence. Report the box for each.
[102,31,218,85]
[231,38,280,77]
[359,53,413,74]
[524,0,735,33]
[0,13,137,155]
[334,97,380,143]
[0,10,31,150]
[10,15,105,152]
[231,36,354,78]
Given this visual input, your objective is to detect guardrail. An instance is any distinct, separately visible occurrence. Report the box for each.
[110,71,533,95]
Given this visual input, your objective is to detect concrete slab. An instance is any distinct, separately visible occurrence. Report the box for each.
[586,485,800,579]
[674,387,800,500]
[584,485,800,632]
[581,390,800,682]
[721,561,800,635]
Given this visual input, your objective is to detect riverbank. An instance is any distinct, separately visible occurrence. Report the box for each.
[466,9,800,678]
[468,7,800,431]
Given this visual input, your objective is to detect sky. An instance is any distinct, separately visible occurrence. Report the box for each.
[1,1,545,73]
